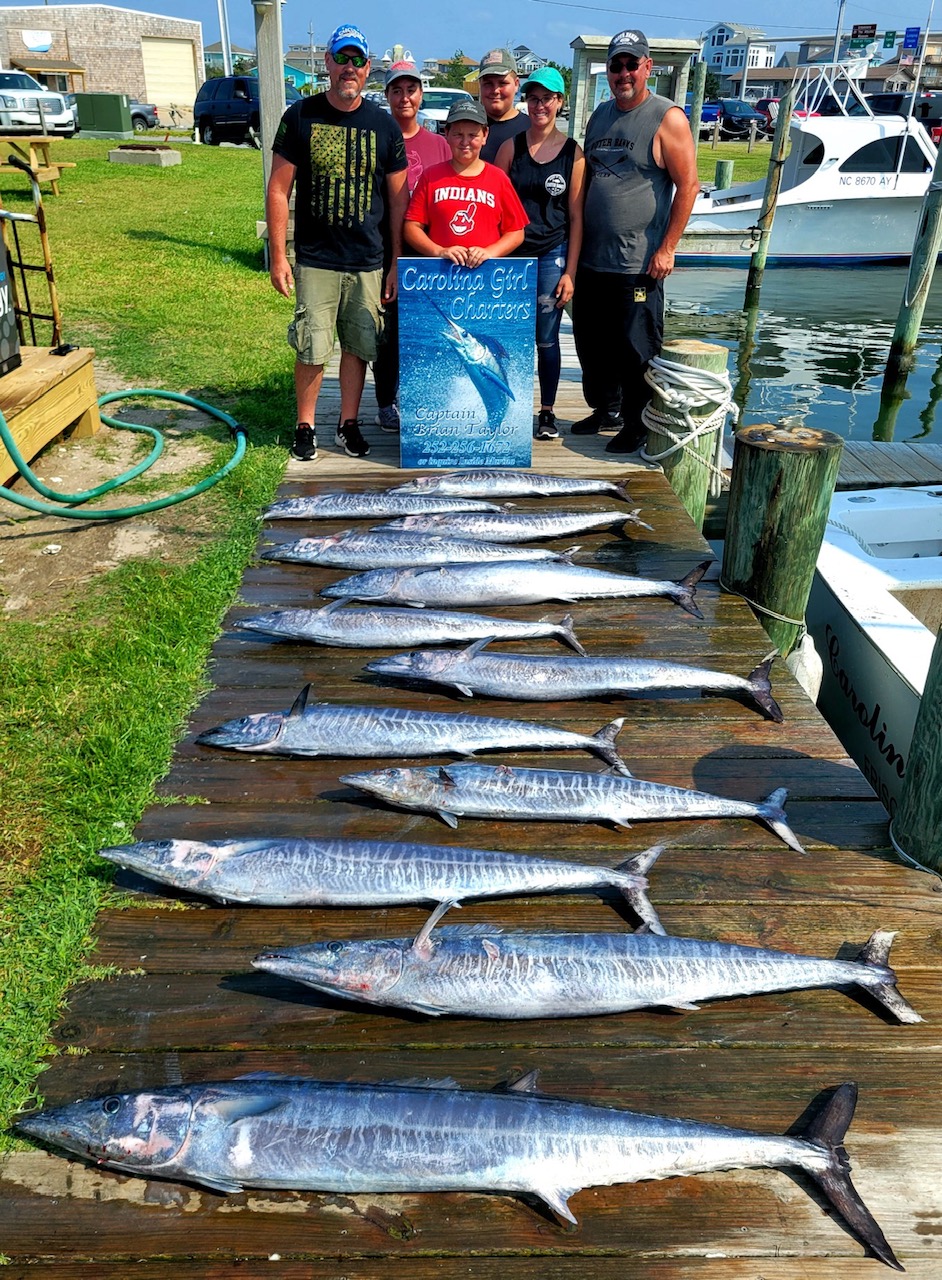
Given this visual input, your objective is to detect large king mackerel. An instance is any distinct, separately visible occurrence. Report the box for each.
[98,838,663,929]
[261,530,571,570]
[195,685,632,772]
[373,508,651,541]
[366,641,783,721]
[255,912,920,1024]
[340,762,807,852]
[265,492,505,520]
[15,1074,902,1267]
[389,470,636,502]
[322,559,710,617]
[233,600,587,653]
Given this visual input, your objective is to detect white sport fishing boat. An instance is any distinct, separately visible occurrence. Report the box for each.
[805,486,942,817]
[679,63,939,266]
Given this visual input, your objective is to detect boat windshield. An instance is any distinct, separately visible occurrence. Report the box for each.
[839,136,932,174]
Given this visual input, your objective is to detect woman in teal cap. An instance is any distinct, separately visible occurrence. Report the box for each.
[495,66,584,440]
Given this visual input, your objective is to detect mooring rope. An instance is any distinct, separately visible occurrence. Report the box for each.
[638,355,739,497]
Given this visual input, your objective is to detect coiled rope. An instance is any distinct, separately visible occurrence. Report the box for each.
[638,355,739,497]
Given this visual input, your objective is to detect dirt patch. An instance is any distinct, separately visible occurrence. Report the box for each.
[0,362,227,621]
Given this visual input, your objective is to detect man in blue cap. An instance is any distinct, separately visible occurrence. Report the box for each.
[267,23,408,462]
[571,29,698,453]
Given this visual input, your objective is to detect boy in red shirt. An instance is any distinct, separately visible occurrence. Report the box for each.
[405,99,527,266]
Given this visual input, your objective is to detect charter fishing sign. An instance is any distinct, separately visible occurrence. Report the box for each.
[398,258,536,469]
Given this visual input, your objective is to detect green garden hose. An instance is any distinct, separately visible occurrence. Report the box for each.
[0,388,247,520]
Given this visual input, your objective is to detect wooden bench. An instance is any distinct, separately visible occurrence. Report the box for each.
[0,345,100,485]
[0,135,76,195]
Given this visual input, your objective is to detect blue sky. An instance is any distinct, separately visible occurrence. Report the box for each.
[129,0,936,71]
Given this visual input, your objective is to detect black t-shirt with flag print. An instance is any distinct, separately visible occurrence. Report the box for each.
[273,93,406,271]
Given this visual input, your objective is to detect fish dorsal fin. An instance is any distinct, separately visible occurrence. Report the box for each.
[208,1094,288,1125]
[464,637,496,657]
[318,597,352,614]
[288,685,311,718]
[413,899,460,956]
[380,1077,461,1090]
[536,1185,580,1225]
[505,1068,541,1093]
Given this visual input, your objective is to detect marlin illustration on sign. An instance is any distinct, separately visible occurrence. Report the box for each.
[433,302,514,428]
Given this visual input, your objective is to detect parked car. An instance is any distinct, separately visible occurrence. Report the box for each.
[129,100,161,131]
[194,75,300,145]
[715,98,767,138]
[416,87,473,133]
[0,71,75,136]
[754,97,820,130]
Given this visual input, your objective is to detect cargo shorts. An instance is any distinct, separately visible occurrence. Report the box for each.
[288,266,384,366]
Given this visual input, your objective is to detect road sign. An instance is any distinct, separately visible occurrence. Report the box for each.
[883,30,897,49]
[852,23,877,38]
[903,26,921,50]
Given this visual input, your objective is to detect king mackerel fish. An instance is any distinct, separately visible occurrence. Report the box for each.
[98,838,664,930]
[264,492,506,520]
[261,530,571,570]
[233,600,588,653]
[322,559,710,617]
[373,508,651,541]
[15,1074,903,1267]
[195,685,633,772]
[367,641,784,721]
[388,470,636,501]
[341,762,807,852]
[255,909,920,1024]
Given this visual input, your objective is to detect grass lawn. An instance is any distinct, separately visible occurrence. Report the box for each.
[0,137,294,1140]
[695,138,772,186]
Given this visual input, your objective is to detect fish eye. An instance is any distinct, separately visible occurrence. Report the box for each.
[102,1096,121,1114]
[328,941,344,954]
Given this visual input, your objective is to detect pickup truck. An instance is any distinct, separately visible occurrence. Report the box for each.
[684,97,722,137]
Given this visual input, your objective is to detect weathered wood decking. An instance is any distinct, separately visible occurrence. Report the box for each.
[2,421,940,1275]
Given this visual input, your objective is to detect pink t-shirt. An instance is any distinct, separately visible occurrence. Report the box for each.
[406,160,528,250]
[404,127,451,194]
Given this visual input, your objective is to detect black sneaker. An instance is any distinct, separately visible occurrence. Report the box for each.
[571,410,623,436]
[290,423,317,461]
[605,422,647,454]
[535,410,559,440]
[335,418,370,458]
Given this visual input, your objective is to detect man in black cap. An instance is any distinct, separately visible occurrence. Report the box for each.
[571,29,698,453]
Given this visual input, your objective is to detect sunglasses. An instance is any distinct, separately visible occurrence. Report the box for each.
[332,52,368,67]
[609,57,643,73]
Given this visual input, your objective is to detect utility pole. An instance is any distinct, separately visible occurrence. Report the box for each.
[308,21,316,90]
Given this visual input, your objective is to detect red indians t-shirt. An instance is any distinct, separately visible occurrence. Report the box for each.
[406,161,528,250]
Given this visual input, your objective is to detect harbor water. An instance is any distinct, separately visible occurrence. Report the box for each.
[665,266,942,443]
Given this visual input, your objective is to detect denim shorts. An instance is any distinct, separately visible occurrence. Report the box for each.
[535,241,568,350]
[289,266,384,366]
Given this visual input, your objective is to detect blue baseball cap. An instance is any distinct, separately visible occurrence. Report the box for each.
[327,24,369,58]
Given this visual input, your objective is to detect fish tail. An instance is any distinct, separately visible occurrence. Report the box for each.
[671,561,710,618]
[852,930,923,1024]
[748,654,785,722]
[613,480,635,504]
[795,1083,904,1271]
[757,787,807,854]
[624,507,654,532]
[548,613,587,655]
[590,717,631,773]
[613,845,666,934]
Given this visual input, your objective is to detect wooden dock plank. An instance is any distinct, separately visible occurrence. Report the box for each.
[4,434,941,1275]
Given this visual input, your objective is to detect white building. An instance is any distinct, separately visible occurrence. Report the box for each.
[701,23,775,91]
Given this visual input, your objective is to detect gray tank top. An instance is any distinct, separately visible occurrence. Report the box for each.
[581,93,674,275]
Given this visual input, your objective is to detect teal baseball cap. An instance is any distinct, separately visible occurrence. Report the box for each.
[522,67,565,95]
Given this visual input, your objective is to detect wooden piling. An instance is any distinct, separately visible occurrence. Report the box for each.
[713,159,734,190]
[891,625,942,875]
[721,423,843,655]
[644,339,731,530]
[688,59,706,154]
[884,137,942,385]
[744,87,795,311]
